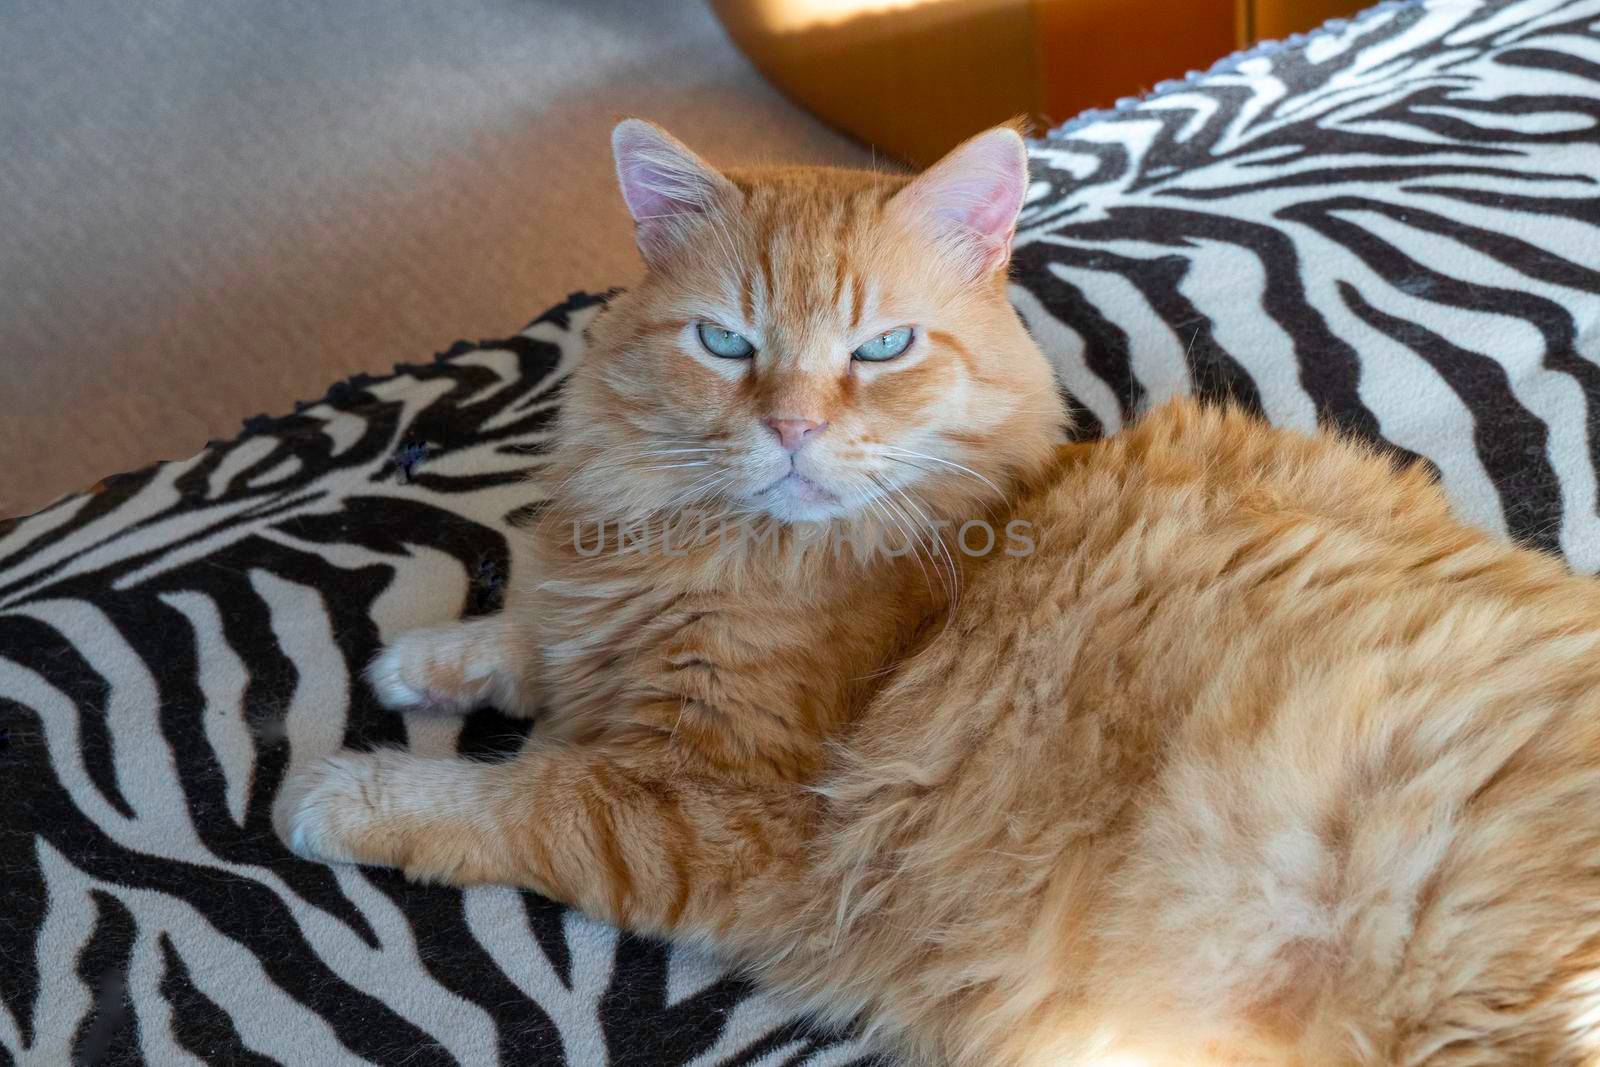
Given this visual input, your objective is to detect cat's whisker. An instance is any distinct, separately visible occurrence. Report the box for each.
[666,470,736,514]
[879,446,1006,502]
[664,480,716,513]
[864,473,935,599]
[639,448,724,456]
[545,443,733,499]
[883,480,961,616]
[881,455,1006,524]
[880,455,941,478]
[871,474,955,609]
[600,445,728,462]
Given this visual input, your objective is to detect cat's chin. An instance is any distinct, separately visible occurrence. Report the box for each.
[761,497,848,525]
[754,471,847,524]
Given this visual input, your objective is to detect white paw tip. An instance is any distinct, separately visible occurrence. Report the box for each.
[366,646,428,710]
[275,756,369,864]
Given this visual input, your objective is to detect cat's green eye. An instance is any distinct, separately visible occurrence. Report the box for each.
[697,322,755,360]
[852,326,914,362]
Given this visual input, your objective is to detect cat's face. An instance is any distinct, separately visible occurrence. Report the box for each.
[560,121,1063,529]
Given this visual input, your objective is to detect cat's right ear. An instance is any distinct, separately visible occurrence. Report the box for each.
[612,119,738,268]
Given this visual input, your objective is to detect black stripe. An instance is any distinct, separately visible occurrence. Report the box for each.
[367,873,566,1066]
[1026,243,1265,416]
[0,697,48,1048]
[1310,194,1600,294]
[1281,195,1600,539]
[1157,162,1595,201]
[1011,266,1142,424]
[523,894,574,992]
[1400,186,1600,225]
[600,934,759,1065]
[0,616,129,818]
[1339,283,1562,552]
[71,892,138,1067]
[0,468,160,594]
[157,934,282,1066]
[1017,207,1393,443]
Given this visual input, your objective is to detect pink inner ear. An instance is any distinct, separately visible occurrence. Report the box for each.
[613,121,716,224]
[612,120,731,263]
[902,127,1029,275]
[616,153,690,225]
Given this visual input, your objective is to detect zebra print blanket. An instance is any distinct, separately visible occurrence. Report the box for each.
[3,0,1598,1063]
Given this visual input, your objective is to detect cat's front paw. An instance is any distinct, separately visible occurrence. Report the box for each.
[367,625,489,713]
[274,753,388,865]
[366,621,536,716]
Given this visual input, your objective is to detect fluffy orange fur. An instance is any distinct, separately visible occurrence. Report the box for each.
[277,122,1600,1065]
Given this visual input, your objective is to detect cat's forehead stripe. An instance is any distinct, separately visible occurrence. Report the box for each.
[848,274,867,332]
[828,199,854,310]
[739,188,890,334]
[694,176,917,349]
[756,238,776,321]
[739,264,755,326]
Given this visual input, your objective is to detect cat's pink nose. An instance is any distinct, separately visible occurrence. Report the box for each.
[764,417,827,452]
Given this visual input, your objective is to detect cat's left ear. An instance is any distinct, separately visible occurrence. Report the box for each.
[612,119,740,268]
[891,124,1029,279]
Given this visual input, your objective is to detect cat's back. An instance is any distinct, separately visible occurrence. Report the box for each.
[820,398,1600,1064]
[1004,396,1600,709]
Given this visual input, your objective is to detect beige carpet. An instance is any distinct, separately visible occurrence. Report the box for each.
[0,0,872,518]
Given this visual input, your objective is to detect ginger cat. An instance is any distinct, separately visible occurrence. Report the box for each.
[276,121,1600,1065]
